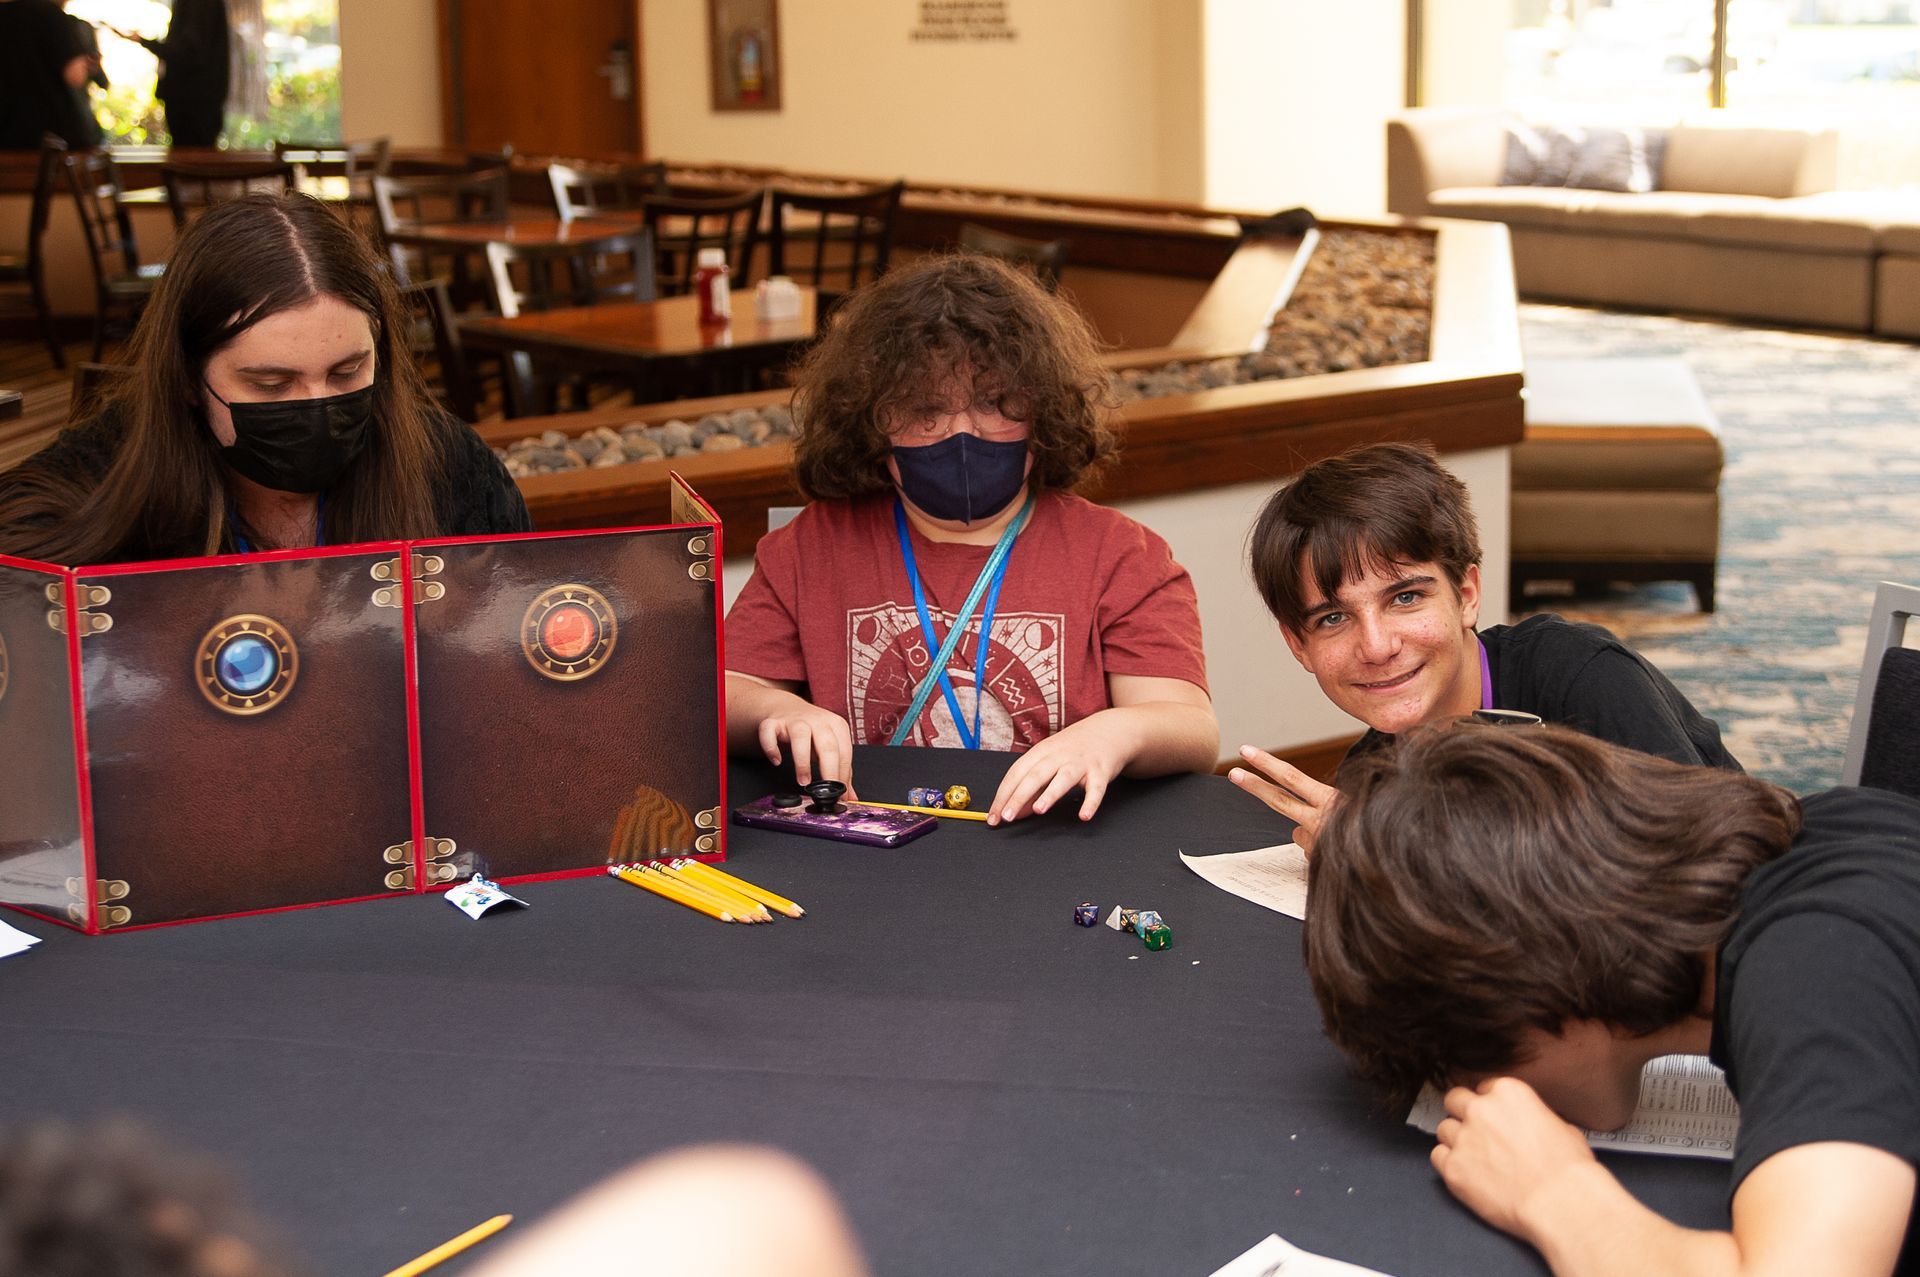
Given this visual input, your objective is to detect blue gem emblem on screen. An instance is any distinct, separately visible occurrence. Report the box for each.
[215,634,279,696]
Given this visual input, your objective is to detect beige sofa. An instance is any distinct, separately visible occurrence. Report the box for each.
[1387,107,1920,334]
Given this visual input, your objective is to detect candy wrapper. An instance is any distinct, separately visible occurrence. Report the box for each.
[445,875,530,920]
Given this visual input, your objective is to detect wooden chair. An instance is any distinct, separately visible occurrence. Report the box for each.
[62,149,165,360]
[639,188,764,296]
[545,162,624,221]
[161,160,296,227]
[0,138,70,369]
[401,279,481,424]
[616,160,671,206]
[958,222,1066,292]
[482,230,657,414]
[767,180,905,302]
[276,137,391,228]
[370,170,511,289]
[68,361,133,423]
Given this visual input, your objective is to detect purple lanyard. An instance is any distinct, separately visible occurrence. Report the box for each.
[1477,635,1493,711]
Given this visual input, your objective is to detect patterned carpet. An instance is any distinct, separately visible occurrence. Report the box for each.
[1515,305,1920,796]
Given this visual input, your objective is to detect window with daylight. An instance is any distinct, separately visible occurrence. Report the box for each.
[65,0,341,146]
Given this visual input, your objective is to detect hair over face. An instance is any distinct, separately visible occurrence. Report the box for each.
[785,253,1116,502]
[0,192,442,564]
[1247,442,1481,636]
[1303,720,1800,1107]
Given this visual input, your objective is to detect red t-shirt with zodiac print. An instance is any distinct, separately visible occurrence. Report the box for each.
[725,491,1208,751]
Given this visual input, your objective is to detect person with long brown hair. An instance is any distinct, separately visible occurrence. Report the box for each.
[1306,719,1920,1277]
[724,254,1216,823]
[0,192,529,565]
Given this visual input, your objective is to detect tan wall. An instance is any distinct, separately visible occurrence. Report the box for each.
[641,0,1207,202]
[1201,0,1406,218]
[339,0,443,146]
[1419,0,1506,108]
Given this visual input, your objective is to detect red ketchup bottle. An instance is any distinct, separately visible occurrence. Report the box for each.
[695,247,731,325]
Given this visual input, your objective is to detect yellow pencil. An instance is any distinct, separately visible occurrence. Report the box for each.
[859,800,990,822]
[608,865,736,922]
[673,858,806,918]
[657,860,772,921]
[380,1214,511,1277]
[637,862,768,923]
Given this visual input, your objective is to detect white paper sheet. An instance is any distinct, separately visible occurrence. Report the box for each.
[1407,1054,1737,1161]
[1207,1233,1395,1277]
[1179,843,1309,920]
[0,918,44,960]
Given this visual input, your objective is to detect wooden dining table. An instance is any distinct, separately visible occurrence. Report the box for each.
[383,215,648,252]
[458,287,819,406]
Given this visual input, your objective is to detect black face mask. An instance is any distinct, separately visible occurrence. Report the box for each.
[205,380,376,494]
[891,433,1029,525]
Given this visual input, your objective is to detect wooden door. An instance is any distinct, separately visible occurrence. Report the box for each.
[443,0,639,157]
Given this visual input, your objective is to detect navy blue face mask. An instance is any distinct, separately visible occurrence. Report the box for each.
[891,433,1029,525]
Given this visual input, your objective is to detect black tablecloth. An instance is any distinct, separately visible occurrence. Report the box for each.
[0,746,1727,1275]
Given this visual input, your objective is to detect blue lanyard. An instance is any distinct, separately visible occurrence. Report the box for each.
[232,494,326,554]
[889,494,1033,748]
[1478,634,1493,711]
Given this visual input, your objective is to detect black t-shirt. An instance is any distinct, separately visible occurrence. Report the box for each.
[1711,786,1920,1270]
[1347,614,1741,771]
[0,0,92,149]
[9,408,532,560]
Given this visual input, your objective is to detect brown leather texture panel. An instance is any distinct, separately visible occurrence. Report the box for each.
[78,552,412,926]
[0,564,86,921]
[414,528,722,880]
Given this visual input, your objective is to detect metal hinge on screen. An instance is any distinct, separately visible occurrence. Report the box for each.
[44,582,113,636]
[686,533,715,582]
[66,875,131,929]
[370,553,447,608]
[694,806,720,854]
[381,837,461,890]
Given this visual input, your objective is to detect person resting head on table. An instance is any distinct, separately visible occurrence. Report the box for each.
[1305,719,1920,1277]
[1230,440,1737,850]
[0,192,530,566]
[724,253,1218,825]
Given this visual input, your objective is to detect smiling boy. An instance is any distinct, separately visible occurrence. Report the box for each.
[1230,442,1737,846]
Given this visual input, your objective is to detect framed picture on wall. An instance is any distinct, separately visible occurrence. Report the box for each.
[709,0,782,112]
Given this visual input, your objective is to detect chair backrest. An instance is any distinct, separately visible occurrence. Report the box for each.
[275,137,392,192]
[767,179,905,292]
[69,362,134,423]
[546,162,622,221]
[162,160,296,227]
[1841,581,1920,799]
[482,229,658,318]
[640,188,765,295]
[26,137,69,275]
[401,279,480,423]
[957,222,1066,291]
[372,171,512,286]
[617,160,671,206]
[61,149,141,282]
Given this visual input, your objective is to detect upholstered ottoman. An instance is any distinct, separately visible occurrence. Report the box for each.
[1511,358,1724,611]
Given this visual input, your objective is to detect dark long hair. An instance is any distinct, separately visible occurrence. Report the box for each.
[786,253,1116,502]
[0,193,443,564]
[1304,720,1799,1107]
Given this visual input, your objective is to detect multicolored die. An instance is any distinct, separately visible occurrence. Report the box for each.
[1135,910,1164,931]
[907,787,945,809]
[1073,901,1099,926]
[943,785,971,811]
[1141,923,1173,951]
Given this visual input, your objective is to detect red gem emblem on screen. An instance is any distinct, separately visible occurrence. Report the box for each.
[521,584,618,682]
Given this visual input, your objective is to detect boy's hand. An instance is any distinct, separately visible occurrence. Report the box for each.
[1227,744,1338,851]
[986,714,1130,825]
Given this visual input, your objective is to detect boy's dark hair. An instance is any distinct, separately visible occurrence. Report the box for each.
[1247,442,1481,636]
[0,1119,302,1276]
[785,253,1117,502]
[1304,720,1800,1108]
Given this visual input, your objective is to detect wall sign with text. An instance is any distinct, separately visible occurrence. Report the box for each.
[911,0,1016,43]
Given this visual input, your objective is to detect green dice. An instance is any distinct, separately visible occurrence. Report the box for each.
[1141,923,1172,950]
